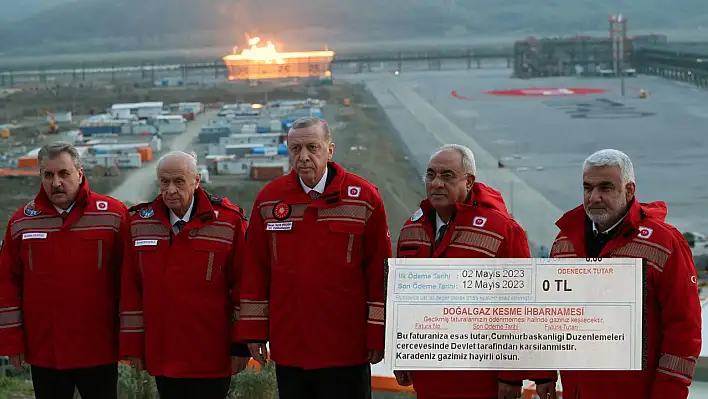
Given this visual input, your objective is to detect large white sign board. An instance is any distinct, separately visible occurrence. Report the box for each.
[384,257,644,371]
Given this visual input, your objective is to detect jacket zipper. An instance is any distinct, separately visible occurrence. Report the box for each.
[346,234,354,264]
[271,233,278,263]
[138,252,144,275]
[97,240,103,270]
[206,252,214,281]
[28,243,34,271]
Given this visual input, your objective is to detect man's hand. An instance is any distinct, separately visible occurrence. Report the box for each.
[368,350,384,365]
[126,357,144,372]
[231,356,250,375]
[498,381,522,399]
[9,354,24,370]
[248,343,268,366]
[394,370,413,386]
[535,382,557,398]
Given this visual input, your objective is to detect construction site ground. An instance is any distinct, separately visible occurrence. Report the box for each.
[0,80,426,250]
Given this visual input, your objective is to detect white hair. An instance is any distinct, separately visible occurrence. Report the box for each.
[583,149,635,184]
[157,150,198,176]
[431,144,476,175]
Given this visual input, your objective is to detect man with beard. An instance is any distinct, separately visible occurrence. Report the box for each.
[550,149,701,399]
[394,144,557,399]
[0,141,128,399]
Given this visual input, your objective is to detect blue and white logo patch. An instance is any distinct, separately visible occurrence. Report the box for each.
[139,207,155,219]
[23,201,41,217]
[411,208,423,222]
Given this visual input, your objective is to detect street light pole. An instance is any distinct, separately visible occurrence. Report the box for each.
[619,14,626,97]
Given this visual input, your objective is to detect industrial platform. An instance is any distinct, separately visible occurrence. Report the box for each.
[368,69,708,236]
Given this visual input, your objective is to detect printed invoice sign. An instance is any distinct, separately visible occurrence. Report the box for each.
[384,257,644,371]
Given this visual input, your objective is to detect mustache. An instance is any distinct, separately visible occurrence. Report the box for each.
[51,188,65,194]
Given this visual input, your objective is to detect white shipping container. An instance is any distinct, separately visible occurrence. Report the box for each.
[269,120,283,132]
[48,112,72,123]
[208,143,224,156]
[240,124,257,134]
[251,158,290,174]
[83,153,142,169]
[152,116,187,134]
[216,158,251,175]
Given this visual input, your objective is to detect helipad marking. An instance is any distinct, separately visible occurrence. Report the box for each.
[450,90,473,100]
[485,87,607,97]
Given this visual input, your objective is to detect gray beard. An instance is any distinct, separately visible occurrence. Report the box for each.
[586,197,628,231]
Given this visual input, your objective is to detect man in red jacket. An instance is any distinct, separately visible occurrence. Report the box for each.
[550,149,702,399]
[0,141,128,399]
[394,145,557,399]
[239,117,392,399]
[119,151,250,399]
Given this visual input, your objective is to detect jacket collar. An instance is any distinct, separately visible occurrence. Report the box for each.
[283,161,345,207]
[151,186,216,230]
[556,197,657,256]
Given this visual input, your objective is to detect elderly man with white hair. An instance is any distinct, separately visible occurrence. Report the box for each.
[394,144,557,399]
[550,149,702,399]
[119,151,251,399]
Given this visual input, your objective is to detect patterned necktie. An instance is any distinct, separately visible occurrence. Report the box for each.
[435,224,448,246]
[174,220,187,234]
[309,191,320,200]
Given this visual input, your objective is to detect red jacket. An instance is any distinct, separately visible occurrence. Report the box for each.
[397,183,557,399]
[119,188,249,378]
[551,199,702,399]
[238,162,392,369]
[0,179,128,369]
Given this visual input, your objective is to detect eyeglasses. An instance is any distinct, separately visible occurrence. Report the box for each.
[424,171,468,183]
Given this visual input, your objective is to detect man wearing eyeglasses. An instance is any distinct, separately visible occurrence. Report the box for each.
[393,144,557,399]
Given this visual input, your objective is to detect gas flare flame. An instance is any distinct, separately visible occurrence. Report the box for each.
[223,35,335,80]
[224,35,334,64]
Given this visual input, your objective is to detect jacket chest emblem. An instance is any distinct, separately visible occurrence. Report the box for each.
[24,201,41,217]
[411,208,424,222]
[272,201,292,221]
[139,207,155,219]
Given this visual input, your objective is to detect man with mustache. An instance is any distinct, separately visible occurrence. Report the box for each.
[394,144,557,399]
[119,151,251,399]
[0,141,129,399]
[239,117,392,399]
[550,149,701,399]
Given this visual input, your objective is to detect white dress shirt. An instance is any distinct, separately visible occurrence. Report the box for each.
[299,167,328,195]
[169,196,195,234]
[435,213,449,243]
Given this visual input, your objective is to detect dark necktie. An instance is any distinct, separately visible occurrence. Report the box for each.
[60,211,69,222]
[435,224,448,246]
[309,191,320,200]
[174,220,187,234]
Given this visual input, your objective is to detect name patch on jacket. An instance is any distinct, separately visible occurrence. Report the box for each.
[22,232,47,240]
[135,239,158,247]
[266,222,293,231]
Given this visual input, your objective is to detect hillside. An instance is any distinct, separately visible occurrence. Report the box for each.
[0,0,706,54]
[0,0,75,22]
